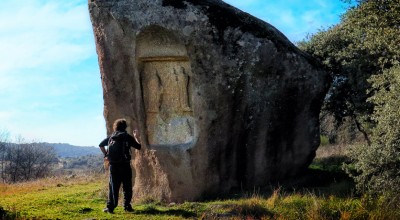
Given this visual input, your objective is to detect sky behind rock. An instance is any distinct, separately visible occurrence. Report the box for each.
[0,0,349,146]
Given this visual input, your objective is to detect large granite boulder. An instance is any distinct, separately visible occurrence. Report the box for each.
[89,0,330,202]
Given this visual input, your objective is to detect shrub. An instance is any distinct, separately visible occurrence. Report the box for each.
[345,66,400,206]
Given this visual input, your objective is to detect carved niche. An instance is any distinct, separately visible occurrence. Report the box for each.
[136,26,194,146]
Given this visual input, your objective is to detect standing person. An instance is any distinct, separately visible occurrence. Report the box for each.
[99,118,141,213]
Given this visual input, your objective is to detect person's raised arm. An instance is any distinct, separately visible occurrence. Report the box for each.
[133,130,141,144]
[132,130,141,150]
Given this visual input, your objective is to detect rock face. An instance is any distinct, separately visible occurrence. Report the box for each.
[89,0,330,202]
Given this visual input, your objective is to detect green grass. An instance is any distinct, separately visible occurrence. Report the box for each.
[1,146,399,220]
[1,174,399,220]
[0,174,198,220]
[0,175,109,220]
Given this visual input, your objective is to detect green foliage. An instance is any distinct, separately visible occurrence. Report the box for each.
[299,0,400,141]
[345,66,400,205]
[320,135,330,146]
[311,156,349,173]
[301,1,400,205]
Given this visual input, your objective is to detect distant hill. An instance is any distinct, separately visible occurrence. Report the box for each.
[43,143,101,158]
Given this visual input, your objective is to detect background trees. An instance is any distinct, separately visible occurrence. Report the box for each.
[299,0,400,202]
[299,0,400,144]
[0,130,9,182]
[5,142,57,183]
[0,130,102,183]
[0,134,57,183]
[346,66,400,204]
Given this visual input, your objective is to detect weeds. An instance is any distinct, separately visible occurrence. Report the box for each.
[1,176,399,220]
[1,144,399,219]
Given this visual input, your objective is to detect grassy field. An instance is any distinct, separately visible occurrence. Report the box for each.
[1,145,399,219]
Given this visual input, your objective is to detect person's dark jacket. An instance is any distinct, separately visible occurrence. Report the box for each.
[99,131,141,162]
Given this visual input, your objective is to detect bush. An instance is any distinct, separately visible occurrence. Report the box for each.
[345,66,400,206]
[0,138,57,183]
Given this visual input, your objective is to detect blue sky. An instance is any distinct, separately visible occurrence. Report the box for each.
[0,0,349,146]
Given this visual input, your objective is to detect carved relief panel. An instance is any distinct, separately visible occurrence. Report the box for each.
[137,26,194,146]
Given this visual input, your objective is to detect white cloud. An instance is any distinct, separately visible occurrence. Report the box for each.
[0,74,23,95]
[0,1,93,73]
[0,111,15,122]
[0,0,99,101]
[277,10,296,27]
[0,0,104,146]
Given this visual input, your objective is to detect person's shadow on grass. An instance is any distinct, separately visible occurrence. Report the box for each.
[135,206,197,218]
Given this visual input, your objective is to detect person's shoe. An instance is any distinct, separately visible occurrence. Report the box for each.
[124,205,134,212]
[103,207,114,214]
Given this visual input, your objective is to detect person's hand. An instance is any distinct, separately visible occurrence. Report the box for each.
[103,156,109,170]
[133,130,141,144]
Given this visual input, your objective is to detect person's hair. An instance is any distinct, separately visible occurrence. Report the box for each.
[113,119,127,132]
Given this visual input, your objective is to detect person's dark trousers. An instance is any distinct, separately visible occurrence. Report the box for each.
[107,162,133,210]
